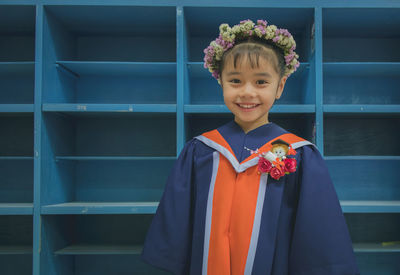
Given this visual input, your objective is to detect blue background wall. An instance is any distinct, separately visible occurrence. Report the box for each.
[0,0,399,274]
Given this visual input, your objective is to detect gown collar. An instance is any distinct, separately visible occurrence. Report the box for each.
[217,120,288,163]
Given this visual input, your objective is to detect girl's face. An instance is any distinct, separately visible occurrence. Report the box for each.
[221,55,287,133]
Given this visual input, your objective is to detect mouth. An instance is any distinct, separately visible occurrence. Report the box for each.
[236,103,261,111]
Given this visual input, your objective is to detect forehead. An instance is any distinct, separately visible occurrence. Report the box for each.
[223,54,277,74]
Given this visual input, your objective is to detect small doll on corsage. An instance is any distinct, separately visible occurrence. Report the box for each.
[255,140,298,180]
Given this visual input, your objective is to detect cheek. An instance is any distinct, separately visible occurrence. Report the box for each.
[222,89,235,102]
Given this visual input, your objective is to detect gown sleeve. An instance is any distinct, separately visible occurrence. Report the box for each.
[289,145,360,275]
[140,138,196,275]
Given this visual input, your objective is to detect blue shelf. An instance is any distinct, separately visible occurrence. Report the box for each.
[324,62,400,76]
[0,104,34,113]
[54,244,143,255]
[42,103,176,113]
[0,245,32,255]
[41,202,158,215]
[353,242,400,253]
[55,156,176,161]
[0,203,33,215]
[0,62,34,75]
[341,201,400,213]
[323,105,400,113]
[56,61,176,77]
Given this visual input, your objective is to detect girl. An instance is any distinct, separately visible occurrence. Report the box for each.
[141,19,360,275]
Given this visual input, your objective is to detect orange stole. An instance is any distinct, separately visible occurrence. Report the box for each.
[202,130,307,274]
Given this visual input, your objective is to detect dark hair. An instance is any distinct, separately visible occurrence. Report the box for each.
[219,36,286,81]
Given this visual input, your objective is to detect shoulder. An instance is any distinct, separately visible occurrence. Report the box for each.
[178,137,214,159]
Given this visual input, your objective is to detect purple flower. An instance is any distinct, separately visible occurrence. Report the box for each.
[257,19,268,26]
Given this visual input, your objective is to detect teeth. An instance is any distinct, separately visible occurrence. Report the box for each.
[239,104,258,108]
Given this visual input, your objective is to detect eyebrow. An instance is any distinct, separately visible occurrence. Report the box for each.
[226,71,273,78]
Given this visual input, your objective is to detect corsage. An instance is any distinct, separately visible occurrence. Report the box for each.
[247,140,298,180]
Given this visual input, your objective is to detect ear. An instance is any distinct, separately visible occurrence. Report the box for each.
[275,75,288,99]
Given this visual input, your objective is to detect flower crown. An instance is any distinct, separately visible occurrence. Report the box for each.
[203,19,300,85]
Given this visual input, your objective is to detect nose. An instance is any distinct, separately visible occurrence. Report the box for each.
[239,82,256,98]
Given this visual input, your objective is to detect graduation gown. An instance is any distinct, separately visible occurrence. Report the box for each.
[141,120,360,275]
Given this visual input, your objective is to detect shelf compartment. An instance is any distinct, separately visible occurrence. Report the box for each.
[0,61,34,105]
[45,61,177,104]
[323,62,400,105]
[0,5,35,106]
[323,114,400,156]
[326,156,400,203]
[43,5,176,62]
[0,215,32,255]
[41,113,176,205]
[42,202,158,215]
[0,114,34,204]
[184,7,314,63]
[41,214,166,275]
[184,113,316,144]
[0,114,34,156]
[0,5,35,62]
[186,62,312,105]
[45,63,177,104]
[345,213,400,274]
[0,215,33,274]
[0,159,33,203]
[323,8,400,62]
[42,5,177,104]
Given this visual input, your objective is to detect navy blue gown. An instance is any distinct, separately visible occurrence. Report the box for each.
[141,120,360,275]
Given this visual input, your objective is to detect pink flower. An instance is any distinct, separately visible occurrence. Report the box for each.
[258,157,272,173]
[284,158,297,173]
[269,166,286,180]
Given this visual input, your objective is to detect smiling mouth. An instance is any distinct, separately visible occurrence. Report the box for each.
[236,103,261,109]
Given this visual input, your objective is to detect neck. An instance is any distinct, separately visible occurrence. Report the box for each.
[235,117,270,134]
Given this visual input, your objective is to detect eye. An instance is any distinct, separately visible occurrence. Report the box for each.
[229,78,241,84]
[256,80,268,85]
